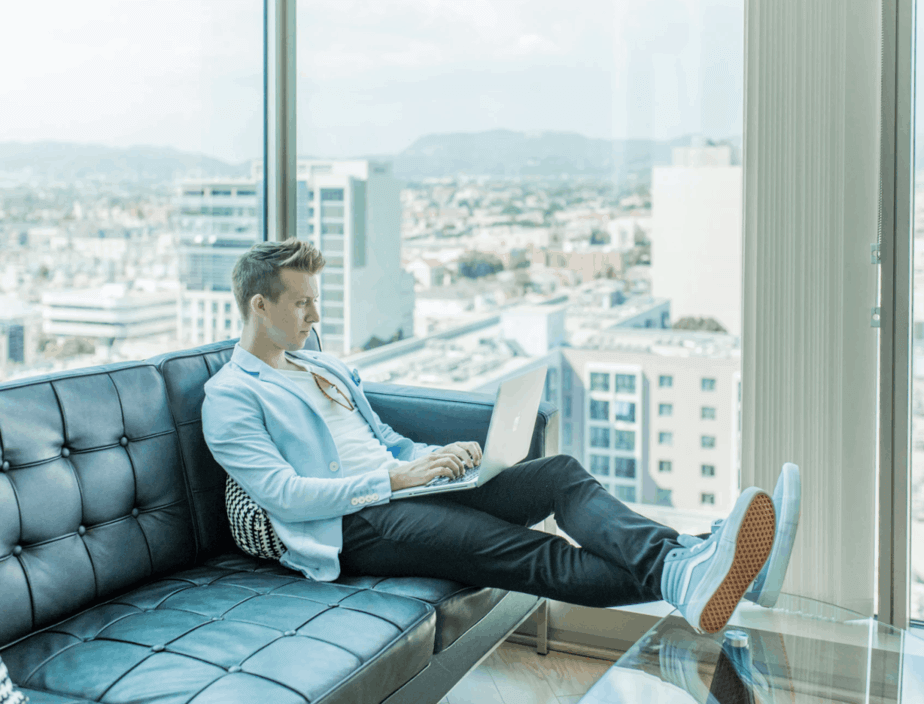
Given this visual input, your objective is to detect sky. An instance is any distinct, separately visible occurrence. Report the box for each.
[0,0,744,163]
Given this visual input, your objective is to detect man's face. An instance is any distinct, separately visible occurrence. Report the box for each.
[255,268,321,351]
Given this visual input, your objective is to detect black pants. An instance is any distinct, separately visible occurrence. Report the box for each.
[341,454,698,608]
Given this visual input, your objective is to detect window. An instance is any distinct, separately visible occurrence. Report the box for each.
[321,188,344,201]
[321,223,344,235]
[658,460,672,473]
[614,401,635,423]
[590,372,610,392]
[589,427,610,448]
[545,368,558,402]
[701,435,716,449]
[589,399,609,421]
[322,322,344,335]
[211,189,232,197]
[563,368,572,393]
[614,486,636,503]
[614,430,635,451]
[655,488,672,506]
[701,406,716,420]
[590,455,610,476]
[323,290,344,302]
[615,374,636,393]
[563,395,572,418]
[322,304,343,319]
[613,457,636,478]
[658,432,673,446]
[701,378,717,392]
[659,375,673,388]
[701,464,716,477]
[658,403,673,417]
[321,204,345,218]
[701,493,716,506]
[325,255,344,267]
[563,422,572,446]
[322,272,344,286]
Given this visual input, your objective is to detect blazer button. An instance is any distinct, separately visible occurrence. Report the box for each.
[371,493,379,501]
[329,461,339,472]
[357,496,366,505]
[350,498,358,506]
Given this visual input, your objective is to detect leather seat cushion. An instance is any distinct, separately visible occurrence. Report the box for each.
[338,575,506,653]
[1,554,435,704]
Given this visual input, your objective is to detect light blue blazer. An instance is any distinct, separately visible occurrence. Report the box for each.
[201,343,442,581]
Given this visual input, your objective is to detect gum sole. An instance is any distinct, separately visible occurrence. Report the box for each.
[699,492,776,633]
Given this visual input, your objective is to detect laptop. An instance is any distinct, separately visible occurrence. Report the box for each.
[390,364,548,500]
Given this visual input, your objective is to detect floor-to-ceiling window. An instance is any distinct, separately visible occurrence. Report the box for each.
[0,0,265,382]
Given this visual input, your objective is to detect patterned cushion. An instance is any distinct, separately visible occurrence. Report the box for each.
[0,657,26,704]
[225,475,285,561]
[1,555,435,704]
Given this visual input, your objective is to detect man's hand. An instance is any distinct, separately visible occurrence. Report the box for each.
[387,441,483,492]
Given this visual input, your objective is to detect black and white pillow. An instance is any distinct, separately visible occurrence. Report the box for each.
[0,658,27,704]
[225,475,285,561]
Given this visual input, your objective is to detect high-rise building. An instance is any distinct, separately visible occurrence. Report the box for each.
[651,145,743,336]
[177,160,415,355]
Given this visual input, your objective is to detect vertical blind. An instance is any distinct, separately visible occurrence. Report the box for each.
[741,0,881,615]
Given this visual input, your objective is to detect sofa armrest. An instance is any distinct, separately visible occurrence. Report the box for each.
[363,382,559,463]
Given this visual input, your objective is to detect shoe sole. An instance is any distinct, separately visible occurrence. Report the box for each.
[752,463,801,608]
[699,492,776,633]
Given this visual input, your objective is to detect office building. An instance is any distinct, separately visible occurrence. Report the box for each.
[651,144,743,336]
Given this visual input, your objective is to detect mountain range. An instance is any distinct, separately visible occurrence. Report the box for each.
[0,130,742,185]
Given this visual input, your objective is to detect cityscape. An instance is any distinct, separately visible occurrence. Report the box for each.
[2,134,924,618]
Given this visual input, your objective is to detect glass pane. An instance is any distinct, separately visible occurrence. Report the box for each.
[0,0,263,381]
[912,0,924,622]
[297,1,744,534]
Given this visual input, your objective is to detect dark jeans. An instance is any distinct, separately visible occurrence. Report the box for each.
[340,454,695,608]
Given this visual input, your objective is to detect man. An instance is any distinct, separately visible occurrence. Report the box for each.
[202,239,801,635]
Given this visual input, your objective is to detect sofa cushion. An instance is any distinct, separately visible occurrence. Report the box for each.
[338,576,506,653]
[0,364,197,648]
[1,553,435,704]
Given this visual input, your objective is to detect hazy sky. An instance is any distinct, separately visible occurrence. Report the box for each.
[0,0,744,163]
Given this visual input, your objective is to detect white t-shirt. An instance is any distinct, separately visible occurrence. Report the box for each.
[278,359,407,478]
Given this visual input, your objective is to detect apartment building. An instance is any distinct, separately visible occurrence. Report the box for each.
[176,161,415,356]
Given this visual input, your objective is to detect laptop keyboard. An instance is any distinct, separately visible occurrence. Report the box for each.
[427,464,481,487]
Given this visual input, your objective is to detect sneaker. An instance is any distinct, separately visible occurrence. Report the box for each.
[660,487,776,634]
[657,627,712,701]
[709,462,801,607]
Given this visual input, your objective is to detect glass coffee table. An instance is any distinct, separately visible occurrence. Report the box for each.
[578,594,924,703]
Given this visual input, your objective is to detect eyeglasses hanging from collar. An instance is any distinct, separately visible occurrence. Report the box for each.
[311,371,355,412]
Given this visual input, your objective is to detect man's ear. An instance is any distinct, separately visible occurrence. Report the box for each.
[249,294,266,322]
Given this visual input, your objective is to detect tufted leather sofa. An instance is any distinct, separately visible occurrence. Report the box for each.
[0,336,557,704]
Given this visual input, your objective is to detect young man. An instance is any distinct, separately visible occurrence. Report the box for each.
[202,240,802,634]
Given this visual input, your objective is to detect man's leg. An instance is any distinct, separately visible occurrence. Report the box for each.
[340,495,654,608]
[438,453,685,599]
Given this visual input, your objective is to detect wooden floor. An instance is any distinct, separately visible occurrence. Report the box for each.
[439,641,617,704]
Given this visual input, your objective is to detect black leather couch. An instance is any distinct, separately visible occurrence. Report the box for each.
[0,336,558,704]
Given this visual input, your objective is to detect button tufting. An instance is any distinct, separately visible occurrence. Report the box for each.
[228,665,242,673]
[77,525,86,536]
[152,644,165,652]
[131,508,140,518]
[328,603,339,608]
[1,461,8,471]
[120,436,128,447]
[12,545,22,557]
[61,448,70,458]
[211,616,221,621]
[284,630,296,637]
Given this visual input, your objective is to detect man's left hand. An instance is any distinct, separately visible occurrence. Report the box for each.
[435,441,482,470]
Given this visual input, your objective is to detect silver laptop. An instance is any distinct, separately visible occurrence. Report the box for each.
[391,364,548,500]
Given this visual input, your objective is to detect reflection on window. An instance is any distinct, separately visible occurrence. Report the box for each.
[615,401,635,422]
[563,395,572,418]
[321,188,344,201]
[655,488,672,506]
[321,223,344,235]
[701,406,716,419]
[659,432,673,446]
[613,457,636,478]
[701,435,716,449]
[590,399,609,420]
[658,460,672,473]
[701,493,716,505]
[590,372,610,391]
[701,464,715,477]
[614,430,635,451]
[614,486,636,503]
[590,454,610,476]
[658,403,673,417]
[702,378,717,391]
[590,427,610,448]
[659,375,673,388]
[615,374,636,393]
[563,422,572,446]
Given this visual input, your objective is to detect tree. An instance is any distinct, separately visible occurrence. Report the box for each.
[458,252,504,279]
[672,316,727,333]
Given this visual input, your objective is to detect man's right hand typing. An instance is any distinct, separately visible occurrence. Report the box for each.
[388,450,472,491]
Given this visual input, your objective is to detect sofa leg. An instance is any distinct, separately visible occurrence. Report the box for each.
[536,599,549,656]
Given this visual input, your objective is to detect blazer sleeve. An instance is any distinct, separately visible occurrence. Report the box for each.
[202,379,392,522]
[367,404,444,461]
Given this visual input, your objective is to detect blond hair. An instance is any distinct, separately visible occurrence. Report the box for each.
[232,239,325,323]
